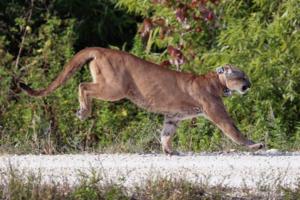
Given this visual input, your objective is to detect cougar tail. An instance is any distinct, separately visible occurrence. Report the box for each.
[19,48,95,97]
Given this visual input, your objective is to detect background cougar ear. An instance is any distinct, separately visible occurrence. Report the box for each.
[225,67,233,75]
[223,64,232,75]
[216,66,225,74]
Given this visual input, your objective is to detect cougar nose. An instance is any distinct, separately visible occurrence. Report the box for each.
[242,82,251,92]
[242,85,248,91]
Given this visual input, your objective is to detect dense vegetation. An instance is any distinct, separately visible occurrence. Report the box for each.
[0,0,299,153]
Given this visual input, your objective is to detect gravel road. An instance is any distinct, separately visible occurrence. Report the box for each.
[1,150,300,190]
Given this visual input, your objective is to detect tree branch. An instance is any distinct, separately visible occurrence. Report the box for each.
[14,0,34,70]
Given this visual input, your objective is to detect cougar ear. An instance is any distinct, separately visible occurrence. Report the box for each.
[225,67,233,75]
[224,64,234,74]
[216,66,225,74]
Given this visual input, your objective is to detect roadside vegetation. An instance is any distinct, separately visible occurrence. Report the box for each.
[0,0,300,154]
[1,169,300,200]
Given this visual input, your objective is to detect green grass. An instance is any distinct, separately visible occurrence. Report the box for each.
[1,169,300,200]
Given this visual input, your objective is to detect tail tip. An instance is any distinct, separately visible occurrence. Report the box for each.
[19,82,31,91]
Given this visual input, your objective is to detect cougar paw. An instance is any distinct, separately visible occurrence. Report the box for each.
[163,148,180,156]
[76,109,90,121]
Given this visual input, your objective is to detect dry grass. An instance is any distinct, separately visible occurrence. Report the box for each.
[1,168,300,200]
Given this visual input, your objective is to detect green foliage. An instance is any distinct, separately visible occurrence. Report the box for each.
[203,0,300,149]
[0,0,141,153]
[2,169,300,199]
[0,0,300,153]
[53,0,138,50]
[119,0,300,150]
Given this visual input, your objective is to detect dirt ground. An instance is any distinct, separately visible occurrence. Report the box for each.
[1,150,300,190]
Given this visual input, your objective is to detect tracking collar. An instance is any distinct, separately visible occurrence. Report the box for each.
[216,66,225,74]
[223,88,232,97]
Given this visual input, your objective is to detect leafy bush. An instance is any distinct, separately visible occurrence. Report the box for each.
[0,0,299,153]
[0,0,141,153]
[119,0,300,150]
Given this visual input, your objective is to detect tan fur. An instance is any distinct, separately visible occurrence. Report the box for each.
[20,47,264,154]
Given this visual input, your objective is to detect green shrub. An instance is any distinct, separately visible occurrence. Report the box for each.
[119,0,300,151]
[1,0,299,153]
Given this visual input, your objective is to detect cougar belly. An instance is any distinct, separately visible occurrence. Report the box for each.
[127,92,203,118]
[163,106,204,120]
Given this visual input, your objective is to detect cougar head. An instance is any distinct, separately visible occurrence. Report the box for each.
[216,64,251,95]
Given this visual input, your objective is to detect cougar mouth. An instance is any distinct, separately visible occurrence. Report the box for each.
[242,85,249,91]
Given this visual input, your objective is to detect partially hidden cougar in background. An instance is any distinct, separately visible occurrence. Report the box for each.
[20,47,264,154]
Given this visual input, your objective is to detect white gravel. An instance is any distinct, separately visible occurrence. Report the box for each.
[1,151,300,190]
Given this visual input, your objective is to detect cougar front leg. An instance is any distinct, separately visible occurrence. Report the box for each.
[203,99,264,150]
[161,117,180,155]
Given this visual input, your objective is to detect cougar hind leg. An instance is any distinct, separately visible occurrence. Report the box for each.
[77,68,128,121]
[77,80,127,120]
[77,82,99,120]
